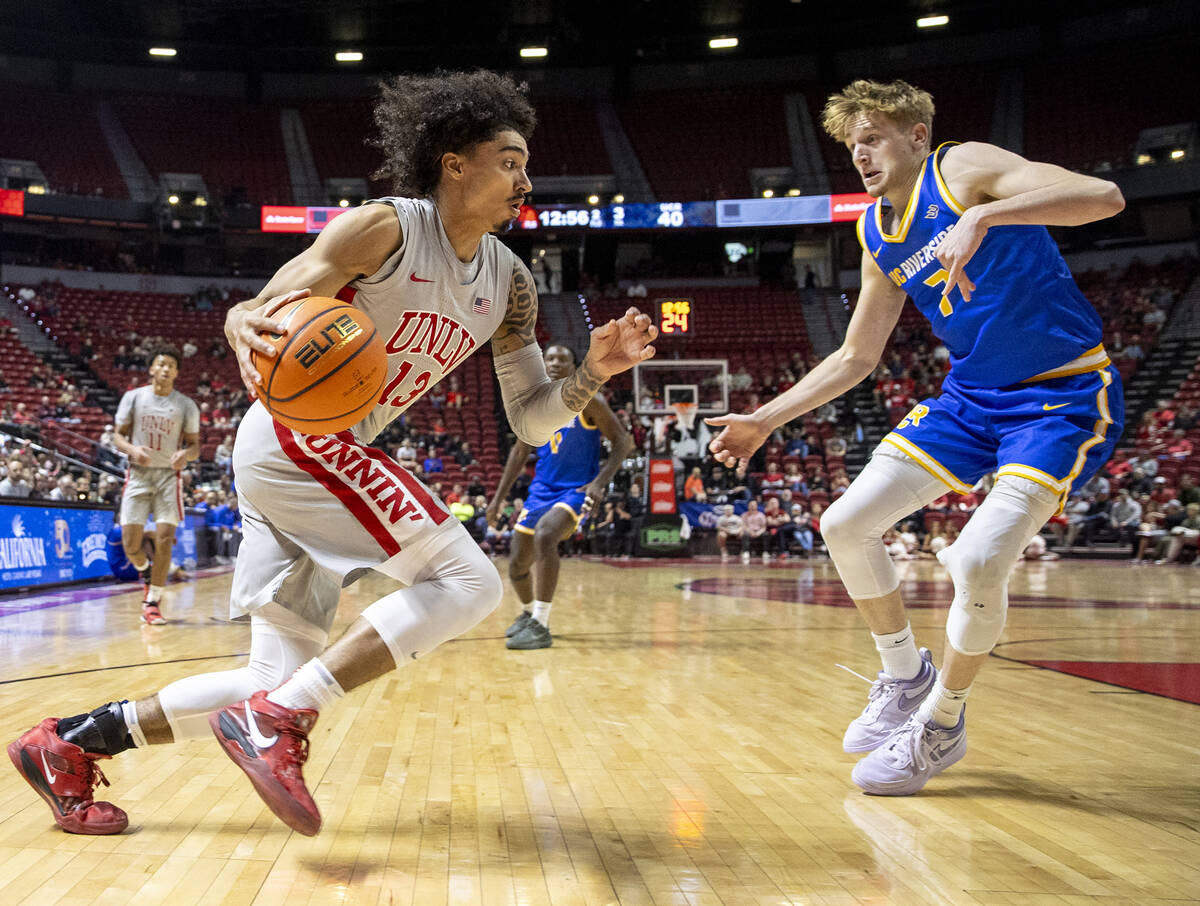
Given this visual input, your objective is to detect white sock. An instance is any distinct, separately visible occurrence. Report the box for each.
[531,599,552,628]
[872,623,922,680]
[121,700,148,748]
[916,679,970,728]
[267,658,345,712]
[146,584,165,603]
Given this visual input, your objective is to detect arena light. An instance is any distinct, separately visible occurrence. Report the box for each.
[193,196,207,206]
[587,194,600,205]
[338,198,350,207]
[520,46,548,58]
[1136,153,1154,166]
[148,47,177,57]
[335,51,363,63]
[917,15,949,28]
[167,194,180,205]
[709,36,739,49]
[1170,149,1186,160]
[612,194,625,203]
[761,189,774,198]
[786,188,801,197]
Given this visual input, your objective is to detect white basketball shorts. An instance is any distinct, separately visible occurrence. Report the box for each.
[229,402,468,633]
[119,466,184,526]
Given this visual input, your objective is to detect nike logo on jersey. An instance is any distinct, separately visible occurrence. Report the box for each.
[41,751,58,784]
[871,244,884,257]
[409,273,434,283]
[1043,402,1070,411]
[244,701,279,750]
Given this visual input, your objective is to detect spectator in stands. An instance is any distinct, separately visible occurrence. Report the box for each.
[1154,503,1200,565]
[715,504,743,562]
[455,442,476,468]
[181,339,199,359]
[1121,338,1144,361]
[215,494,242,562]
[1173,404,1196,432]
[445,375,468,409]
[761,461,785,490]
[826,433,848,458]
[1166,430,1194,461]
[1109,488,1143,551]
[1132,499,1184,562]
[423,450,444,473]
[684,466,705,501]
[98,475,121,506]
[445,483,464,505]
[48,474,77,501]
[0,458,31,497]
[36,395,54,420]
[763,497,790,557]
[466,474,486,499]
[214,435,234,473]
[741,499,768,562]
[1179,474,1200,507]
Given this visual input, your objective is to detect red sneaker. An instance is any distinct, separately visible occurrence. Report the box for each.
[209,691,321,836]
[141,600,166,625]
[7,718,129,835]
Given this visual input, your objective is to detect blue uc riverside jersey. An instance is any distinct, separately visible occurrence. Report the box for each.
[532,413,603,491]
[858,143,1106,388]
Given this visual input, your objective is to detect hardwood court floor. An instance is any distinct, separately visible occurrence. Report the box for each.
[0,555,1197,905]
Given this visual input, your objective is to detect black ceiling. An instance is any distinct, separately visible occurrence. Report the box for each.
[0,0,1180,73]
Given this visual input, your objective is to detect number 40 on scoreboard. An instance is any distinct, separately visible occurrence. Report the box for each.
[657,298,693,335]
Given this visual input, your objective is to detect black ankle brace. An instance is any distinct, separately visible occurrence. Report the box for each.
[58,701,135,755]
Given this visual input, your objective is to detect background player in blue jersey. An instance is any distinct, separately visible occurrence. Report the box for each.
[488,344,633,649]
[706,79,1125,796]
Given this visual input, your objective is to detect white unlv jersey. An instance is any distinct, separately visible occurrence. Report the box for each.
[115,385,200,470]
[340,197,514,443]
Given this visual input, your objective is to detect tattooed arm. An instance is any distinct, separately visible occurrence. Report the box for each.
[491,260,659,435]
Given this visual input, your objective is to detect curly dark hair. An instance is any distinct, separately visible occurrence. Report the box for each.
[371,69,537,198]
[148,343,182,369]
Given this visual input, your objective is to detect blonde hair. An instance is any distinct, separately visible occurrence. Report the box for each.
[821,79,935,143]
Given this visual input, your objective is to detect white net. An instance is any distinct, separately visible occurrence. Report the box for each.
[670,401,697,431]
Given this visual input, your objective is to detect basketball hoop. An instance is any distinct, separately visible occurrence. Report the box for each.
[670,401,697,431]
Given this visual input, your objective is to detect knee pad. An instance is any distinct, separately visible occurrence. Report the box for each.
[940,475,1059,655]
[363,535,502,664]
[822,446,949,600]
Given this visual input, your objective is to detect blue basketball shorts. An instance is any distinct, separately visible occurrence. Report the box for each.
[514,483,588,534]
[880,365,1123,504]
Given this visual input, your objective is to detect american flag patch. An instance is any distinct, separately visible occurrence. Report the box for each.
[473,297,492,315]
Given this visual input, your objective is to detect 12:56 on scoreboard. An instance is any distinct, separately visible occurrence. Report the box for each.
[517,202,715,230]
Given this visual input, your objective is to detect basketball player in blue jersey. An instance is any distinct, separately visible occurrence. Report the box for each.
[488,343,633,649]
[707,79,1125,795]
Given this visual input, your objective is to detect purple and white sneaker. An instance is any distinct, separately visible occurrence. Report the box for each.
[842,648,936,753]
[851,711,967,796]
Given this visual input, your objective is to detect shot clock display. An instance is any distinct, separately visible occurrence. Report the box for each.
[658,298,693,335]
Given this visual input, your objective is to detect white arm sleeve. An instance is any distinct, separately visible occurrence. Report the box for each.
[493,343,577,447]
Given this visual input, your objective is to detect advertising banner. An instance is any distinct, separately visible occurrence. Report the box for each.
[0,503,115,591]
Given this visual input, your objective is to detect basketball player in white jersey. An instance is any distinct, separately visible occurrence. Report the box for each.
[8,70,657,837]
[110,344,200,624]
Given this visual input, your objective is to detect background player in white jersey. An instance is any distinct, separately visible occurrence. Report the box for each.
[110,344,200,624]
[707,79,1124,796]
[488,343,633,650]
[9,69,656,837]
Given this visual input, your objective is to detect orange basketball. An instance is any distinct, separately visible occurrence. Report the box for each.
[251,296,387,435]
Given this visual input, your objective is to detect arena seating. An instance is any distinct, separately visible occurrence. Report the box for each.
[0,85,127,199]
[113,96,292,204]
[618,89,791,200]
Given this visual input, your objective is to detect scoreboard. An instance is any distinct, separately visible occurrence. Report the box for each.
[517,201,715,231]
